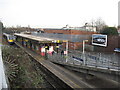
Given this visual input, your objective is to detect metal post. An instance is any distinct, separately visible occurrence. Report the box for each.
[66,40,68,62]
[82,40,88,65]
[99,53,101,67]
[83,40,85,65]
[83,40,85,54]
[108,55,110,69]
[74,43,75,50]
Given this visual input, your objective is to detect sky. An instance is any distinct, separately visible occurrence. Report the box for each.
[118,1,120,25]
[0,0,119,28]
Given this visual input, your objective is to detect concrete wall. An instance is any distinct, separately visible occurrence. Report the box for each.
[0,22,8,89]
[0,22,2,43]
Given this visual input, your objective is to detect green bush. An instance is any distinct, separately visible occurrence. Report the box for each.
[101,27,118,36]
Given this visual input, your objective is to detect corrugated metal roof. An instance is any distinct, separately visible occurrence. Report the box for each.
[31,33,91,42]
[14,33,67,42]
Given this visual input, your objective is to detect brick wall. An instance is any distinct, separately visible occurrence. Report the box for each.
[61,36,120,52]
[43,29,98,50]
[62,42,83,50]
[94,36,120,52]
[70,30,97,35]
[44,29,71,34]
[44,29,97,35]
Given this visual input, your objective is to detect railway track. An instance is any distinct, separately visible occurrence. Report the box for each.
[30,56,73,89]
[33,60,59,88]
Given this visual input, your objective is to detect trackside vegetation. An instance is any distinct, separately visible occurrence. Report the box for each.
[2,46,45,88]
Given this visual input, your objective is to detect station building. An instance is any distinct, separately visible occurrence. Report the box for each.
[36,25,97,50]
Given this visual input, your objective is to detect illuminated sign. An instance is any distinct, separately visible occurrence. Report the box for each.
[92,34,107,47]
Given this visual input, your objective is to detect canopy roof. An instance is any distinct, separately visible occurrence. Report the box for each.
[14,33,68,43]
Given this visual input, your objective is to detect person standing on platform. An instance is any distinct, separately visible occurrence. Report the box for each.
[61,50,64,56]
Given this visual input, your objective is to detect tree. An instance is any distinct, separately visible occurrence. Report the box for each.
[90,18,107,32]
[101,27,118,36]
[118,25,120,29]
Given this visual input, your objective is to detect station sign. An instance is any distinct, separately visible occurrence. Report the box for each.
[92,34,107,47]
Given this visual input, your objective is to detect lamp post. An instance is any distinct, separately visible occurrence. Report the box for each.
[83,40,88,54]
[62,40,68,62]
[66,40,68,62]
[82,40,88,65]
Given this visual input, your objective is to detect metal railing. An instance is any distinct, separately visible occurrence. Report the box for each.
[47,51,119,71]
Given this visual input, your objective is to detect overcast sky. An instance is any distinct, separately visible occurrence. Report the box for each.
[0,0,119,28]
[118,1,120,25]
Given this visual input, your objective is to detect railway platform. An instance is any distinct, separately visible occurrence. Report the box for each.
[14,33,120,83]
[15,42,95,89]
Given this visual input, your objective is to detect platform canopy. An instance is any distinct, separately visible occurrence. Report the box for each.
[14,33,68,43]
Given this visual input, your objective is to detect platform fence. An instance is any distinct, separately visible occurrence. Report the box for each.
[48,51,119,70]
